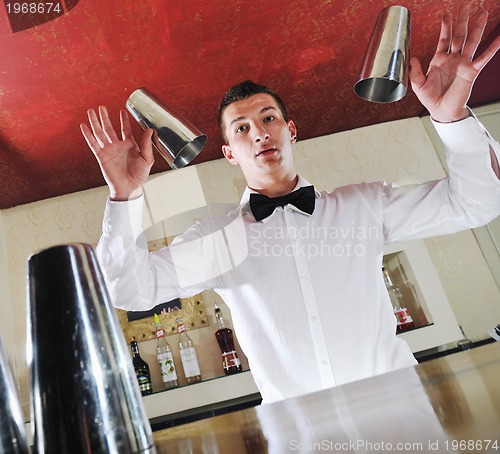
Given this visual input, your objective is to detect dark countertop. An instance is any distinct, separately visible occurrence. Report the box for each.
[153,342,500,453]
[149,392,262,432]
[414,337,496,362]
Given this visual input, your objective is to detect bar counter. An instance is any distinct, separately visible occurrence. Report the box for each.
[153,342,500,453]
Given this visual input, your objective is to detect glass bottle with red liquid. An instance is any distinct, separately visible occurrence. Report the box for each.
[214,304,242,375]
[382,267,415,333]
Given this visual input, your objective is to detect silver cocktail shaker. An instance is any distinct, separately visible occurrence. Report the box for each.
[354,6,411,103]
[28,243,156,453]
[126,88,207,169]
[0,334,29,453]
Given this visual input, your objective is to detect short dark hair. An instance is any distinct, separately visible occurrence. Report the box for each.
[217,80,288,142]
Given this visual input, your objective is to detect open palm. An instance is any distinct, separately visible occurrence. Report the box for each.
[410,6,500,123]
[81,106,154,200]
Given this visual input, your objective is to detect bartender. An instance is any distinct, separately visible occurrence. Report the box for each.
[81,4,500,404]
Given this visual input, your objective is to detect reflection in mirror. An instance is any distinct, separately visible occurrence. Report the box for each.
[117,294,208,343]
[126,298,182,322]
[417,361,471,432]
[116,235,208,342]
[383,250,432,330]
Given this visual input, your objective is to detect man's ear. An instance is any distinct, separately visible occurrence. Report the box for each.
[288,120,298,142]
[222,144,238,166]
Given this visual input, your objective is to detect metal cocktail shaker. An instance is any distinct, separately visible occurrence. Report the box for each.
[354,6,411,103]
[126,88,207,170]
[27,243,156,453]
[0,334,29,453]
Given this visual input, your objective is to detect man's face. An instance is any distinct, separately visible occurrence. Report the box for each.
[221,93,297,185]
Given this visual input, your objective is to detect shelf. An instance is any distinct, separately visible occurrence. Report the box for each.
[414,338,496,362]
[384,240,462,352]
[142,370,260,420]
[397,322,434,335]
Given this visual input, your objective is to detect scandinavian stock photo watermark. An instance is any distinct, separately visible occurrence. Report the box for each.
[248,222,380,259]
[288,438,500,452]
[138,203,383,289]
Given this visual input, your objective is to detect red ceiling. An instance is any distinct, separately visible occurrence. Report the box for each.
[0,0,499,209]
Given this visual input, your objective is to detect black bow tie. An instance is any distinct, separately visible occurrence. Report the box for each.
[249,185,316,222]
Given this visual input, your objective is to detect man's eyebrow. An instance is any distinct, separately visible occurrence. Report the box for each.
[229,106,279,127]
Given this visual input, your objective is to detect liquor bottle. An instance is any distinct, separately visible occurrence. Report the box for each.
[130,336,153,396]
[154,313,178,389]
[176,316,201,384]
[214,304,242,375]
[396,261,428,328]
[382,267,415,333]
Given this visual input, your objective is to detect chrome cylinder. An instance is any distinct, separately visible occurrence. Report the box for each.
[354,6,411,103]
[0,335,29,453]
[126,88,207,169]
[28,243,156,453]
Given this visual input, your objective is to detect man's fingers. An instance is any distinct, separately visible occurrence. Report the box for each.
[462,9,488,60]
[120,110,134,141]
[139,129,155,166]
[408,57,425,89]
[450,4,469,54]
[98,106,119,143]
[80,122,101,155]
[435,12,452,54]
[471,35,500,75]
[86,108,108,147]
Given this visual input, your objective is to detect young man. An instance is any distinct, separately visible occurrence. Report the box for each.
[81,5,500,403]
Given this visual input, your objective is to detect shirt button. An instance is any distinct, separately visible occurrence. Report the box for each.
[301,275,309,283]
[311,316,318,323]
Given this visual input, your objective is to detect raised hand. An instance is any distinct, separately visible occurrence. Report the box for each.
[409,4,500,123]
[80,106,155,200]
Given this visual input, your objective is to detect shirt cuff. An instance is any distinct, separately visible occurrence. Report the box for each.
[102,195,144,238]
[431,113,490,155]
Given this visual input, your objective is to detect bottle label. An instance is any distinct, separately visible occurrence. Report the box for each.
[158,351,177,383]
[180,347,201,378]
[222,351,241,370]
[394,308,413,325]
[156,328,165,338]
[135,368,152,393]
[178,323,186,334]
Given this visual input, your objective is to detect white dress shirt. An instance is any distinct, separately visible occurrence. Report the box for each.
[97,116,500,403]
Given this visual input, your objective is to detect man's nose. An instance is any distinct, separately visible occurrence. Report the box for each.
[253,124,270,143]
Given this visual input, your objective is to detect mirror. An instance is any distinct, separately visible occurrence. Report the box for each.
[117,294,208,343]
[117,235,209,343]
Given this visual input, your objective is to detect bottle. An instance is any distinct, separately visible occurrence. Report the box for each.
[382,267,415,333]
[214,304,242,375]
[176,316,201,384]
[396,261,428,328]
[130,336,153,396]
[457,325,473,350]
[154,313,178,389]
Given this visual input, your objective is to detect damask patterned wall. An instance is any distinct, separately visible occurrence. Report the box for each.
[1,113,499,419]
